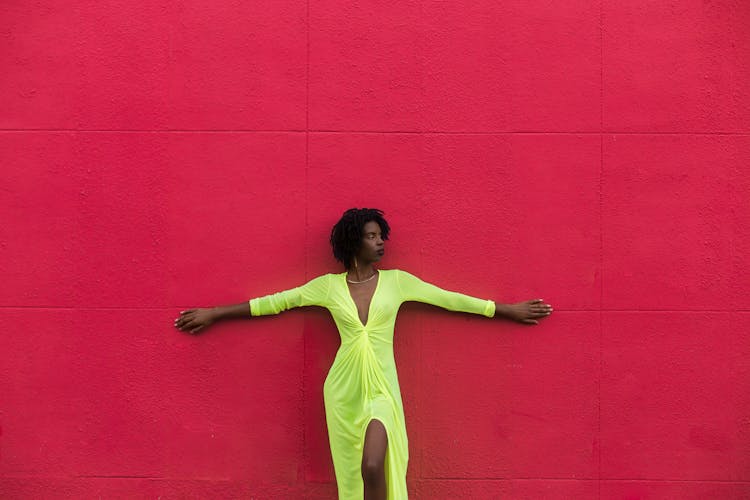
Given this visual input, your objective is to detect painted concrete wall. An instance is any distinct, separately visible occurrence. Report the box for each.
[2,1,748,498]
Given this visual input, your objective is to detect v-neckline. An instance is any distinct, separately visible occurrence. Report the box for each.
[343,270,381,328]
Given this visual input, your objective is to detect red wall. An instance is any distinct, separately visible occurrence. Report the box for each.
[2,1,749,498]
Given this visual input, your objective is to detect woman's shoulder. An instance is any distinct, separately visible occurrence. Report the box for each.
[305,272,337,284]
[381,268,419,281]
[378,268,400,275]
[383,268,414,275]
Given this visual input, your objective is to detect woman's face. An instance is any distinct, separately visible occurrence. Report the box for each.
[357,220,385,264]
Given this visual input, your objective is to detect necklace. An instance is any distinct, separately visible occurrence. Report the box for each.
[347,270,378,284]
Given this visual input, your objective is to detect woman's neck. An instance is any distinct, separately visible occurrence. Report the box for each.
[347,262,377,281]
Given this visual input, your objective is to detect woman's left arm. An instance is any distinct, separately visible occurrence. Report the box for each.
[395,269,495,318]
[396,269,554,324]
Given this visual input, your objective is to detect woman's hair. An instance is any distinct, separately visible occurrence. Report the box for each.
[330,208,390,269]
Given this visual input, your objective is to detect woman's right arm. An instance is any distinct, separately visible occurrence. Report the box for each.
[174,303,250,334]
[174,274,331,334]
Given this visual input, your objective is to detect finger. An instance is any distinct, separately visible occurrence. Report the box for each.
[178,311,196,325]
[179,316,190,327]
[191,325,203,334]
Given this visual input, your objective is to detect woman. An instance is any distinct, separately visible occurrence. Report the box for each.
[173,208,553,500]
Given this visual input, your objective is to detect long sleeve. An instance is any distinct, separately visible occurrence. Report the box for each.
[395,269,495,318]
[249,274,331,316]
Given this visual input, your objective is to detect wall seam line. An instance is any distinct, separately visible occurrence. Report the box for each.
[596,0,604,500]
[302,0,310,490]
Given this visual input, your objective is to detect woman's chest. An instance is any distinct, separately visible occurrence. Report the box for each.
[330,278,401,326]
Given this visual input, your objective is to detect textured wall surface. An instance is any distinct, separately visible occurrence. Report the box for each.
[2,1,749,499]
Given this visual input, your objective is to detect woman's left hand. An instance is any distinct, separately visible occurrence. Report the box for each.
[500,299,553,325]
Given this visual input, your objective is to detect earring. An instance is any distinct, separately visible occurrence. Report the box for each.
[354,257,358,269]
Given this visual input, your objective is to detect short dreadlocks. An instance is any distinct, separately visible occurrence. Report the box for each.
[330,208,390,270]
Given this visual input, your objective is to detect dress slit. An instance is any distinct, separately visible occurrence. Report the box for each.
[360,417,392,494]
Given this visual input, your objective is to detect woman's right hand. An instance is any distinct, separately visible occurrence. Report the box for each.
[502,299,553,325]
[174,308,216,334]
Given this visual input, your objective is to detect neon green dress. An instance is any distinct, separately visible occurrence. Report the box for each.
[248,268,495,499]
